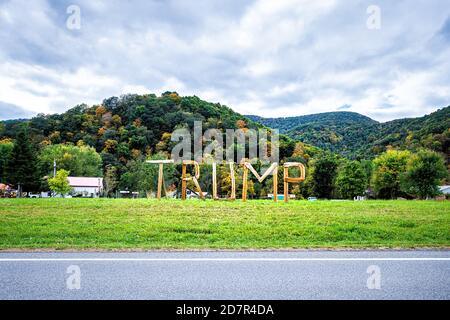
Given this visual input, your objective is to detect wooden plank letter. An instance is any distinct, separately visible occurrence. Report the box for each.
[212,162,217,199]
[145,159,175,200]
[283,162,306,203]
[182,160,204,200]
[241,160,278,202]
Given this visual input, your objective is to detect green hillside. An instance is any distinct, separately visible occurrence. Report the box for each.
[0,92,296,185]
[247,112,377,134]
[248,107,450,160]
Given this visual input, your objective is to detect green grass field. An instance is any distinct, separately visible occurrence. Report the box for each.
[0,198,449,250]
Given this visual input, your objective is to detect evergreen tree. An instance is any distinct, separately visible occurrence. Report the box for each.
[0,139,14,183]
[6,125,40,192]
[309,153,339,199]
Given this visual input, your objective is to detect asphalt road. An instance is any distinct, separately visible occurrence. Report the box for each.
[0,251,449,300]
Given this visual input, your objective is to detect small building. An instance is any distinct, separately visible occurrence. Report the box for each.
[67,177,103,198]
[439,185,450,195]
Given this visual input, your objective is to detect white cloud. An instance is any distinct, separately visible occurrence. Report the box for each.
[0,61,122,113]
[0,0,449,122]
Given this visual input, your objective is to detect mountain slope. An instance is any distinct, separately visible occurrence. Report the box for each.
[247,107,450,159]
[366,107,450,159]
[0,92,296,172]
[247,112,377,134]
[247,112,378,158]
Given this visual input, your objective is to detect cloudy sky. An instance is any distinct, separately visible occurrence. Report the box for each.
[0,0,449,122]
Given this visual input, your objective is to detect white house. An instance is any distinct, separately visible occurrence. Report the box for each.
[67,177,103,198]
[439,185,450,195]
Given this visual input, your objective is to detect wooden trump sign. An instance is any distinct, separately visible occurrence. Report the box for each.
[146,160,306,202]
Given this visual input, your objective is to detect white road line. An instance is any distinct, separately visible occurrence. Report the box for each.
[0,258,449,262]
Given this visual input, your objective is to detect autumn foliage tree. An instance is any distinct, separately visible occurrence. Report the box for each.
[372,150,410,199]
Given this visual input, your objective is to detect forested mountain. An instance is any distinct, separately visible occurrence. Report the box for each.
[247,107,450,160]
[247,112,378,158]
[2,95,448,164]
[0,93,448,198]
[0,92,297,192]
[247,112,377,134]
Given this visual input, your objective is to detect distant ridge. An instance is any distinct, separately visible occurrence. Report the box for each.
[246,111,378,134]
[247,107,450,159]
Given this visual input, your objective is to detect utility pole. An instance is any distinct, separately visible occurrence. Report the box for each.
[51,159,57,198]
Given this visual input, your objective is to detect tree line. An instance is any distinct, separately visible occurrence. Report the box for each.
[304,149,447,200]
[1,125,447,199]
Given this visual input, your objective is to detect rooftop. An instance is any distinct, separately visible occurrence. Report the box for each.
[67,177,103,187]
